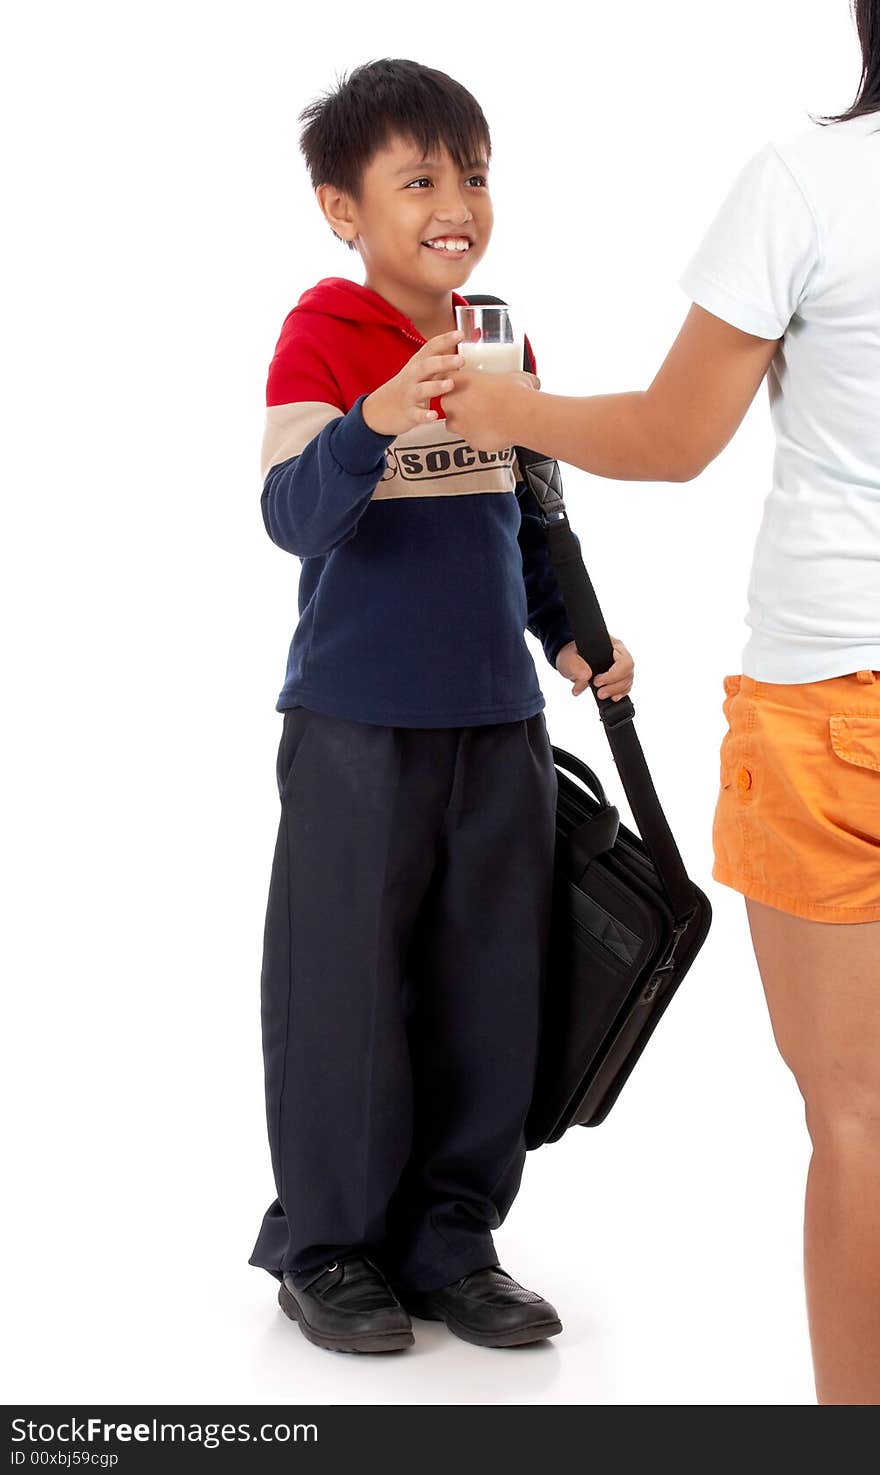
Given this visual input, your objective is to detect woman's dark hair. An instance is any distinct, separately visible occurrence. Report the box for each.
[299,59,491,248]
[821,0,880,122]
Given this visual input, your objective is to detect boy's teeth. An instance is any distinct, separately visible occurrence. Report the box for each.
[425,238,470,252]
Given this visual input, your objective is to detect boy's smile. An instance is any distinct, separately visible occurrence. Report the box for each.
[422,233,474,256]
[318,133,492,336]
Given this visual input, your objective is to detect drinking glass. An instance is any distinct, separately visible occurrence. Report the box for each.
[454,304,523,373]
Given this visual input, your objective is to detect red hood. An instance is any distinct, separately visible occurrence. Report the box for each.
[292,277,468,341]
[266,278,521,417]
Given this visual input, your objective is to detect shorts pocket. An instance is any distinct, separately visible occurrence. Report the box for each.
[829,715,880,774]
[719,731,735,789]
[719,675,743,789]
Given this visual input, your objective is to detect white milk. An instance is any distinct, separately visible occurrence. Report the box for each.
[459,340,523,374]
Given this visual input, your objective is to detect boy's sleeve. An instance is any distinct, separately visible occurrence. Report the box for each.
[260,314,395,558]
[515,336,576,668]
[517,480,577,667]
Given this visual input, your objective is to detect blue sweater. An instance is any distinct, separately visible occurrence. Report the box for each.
[260,278,574,727]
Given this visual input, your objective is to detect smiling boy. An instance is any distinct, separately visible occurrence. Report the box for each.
[250,58,633,1355]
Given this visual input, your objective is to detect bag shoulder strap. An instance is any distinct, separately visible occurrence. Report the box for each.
[462,296,696,920]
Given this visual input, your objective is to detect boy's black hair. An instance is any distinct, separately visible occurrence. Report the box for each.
[299,59,491,249]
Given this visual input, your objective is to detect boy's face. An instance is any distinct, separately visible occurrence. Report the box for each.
[320,134,493,305]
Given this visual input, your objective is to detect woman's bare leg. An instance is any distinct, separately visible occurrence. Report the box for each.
[745,898,880,1405]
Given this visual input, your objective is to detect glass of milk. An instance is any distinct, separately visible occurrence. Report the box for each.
[454,304,523,373]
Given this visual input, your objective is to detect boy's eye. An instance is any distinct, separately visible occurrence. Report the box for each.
[404,174,488,190]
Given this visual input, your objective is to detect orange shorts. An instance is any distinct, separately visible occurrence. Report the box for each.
[712,669,880,923]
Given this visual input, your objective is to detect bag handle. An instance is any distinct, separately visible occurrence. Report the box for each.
[552,747,610,807]
[553,747,621,879]
[463,295,697,920]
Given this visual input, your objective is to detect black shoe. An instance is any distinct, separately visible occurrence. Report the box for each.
[401,1265,562,1348]
[278,1256,414,1354]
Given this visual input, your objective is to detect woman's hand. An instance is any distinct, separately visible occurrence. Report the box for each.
[556,636,634,700]
[468,306,780,480]
[441,370,539,450]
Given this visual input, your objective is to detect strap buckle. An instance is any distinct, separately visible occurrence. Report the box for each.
[639,911,696,1003]
[598,696,635,729]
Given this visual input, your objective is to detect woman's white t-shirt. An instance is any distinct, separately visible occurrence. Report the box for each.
[680,110,880,683]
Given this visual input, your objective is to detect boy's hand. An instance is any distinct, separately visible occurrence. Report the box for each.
[556,641,593,696]
[556,637,635,701]
[362,330,465,436]
[442,369,539,450]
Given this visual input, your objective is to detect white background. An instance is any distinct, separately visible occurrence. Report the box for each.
[3,0,861,1407]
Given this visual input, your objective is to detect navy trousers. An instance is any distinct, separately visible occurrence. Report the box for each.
[249,704,557,1292]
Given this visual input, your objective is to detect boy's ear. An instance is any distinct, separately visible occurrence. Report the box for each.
[315,184,358,245]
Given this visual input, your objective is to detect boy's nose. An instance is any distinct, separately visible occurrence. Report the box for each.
[434,205,473,226]
[433,190,473,222]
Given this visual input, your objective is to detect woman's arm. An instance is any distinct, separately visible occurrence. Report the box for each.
[442,305,781,482]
